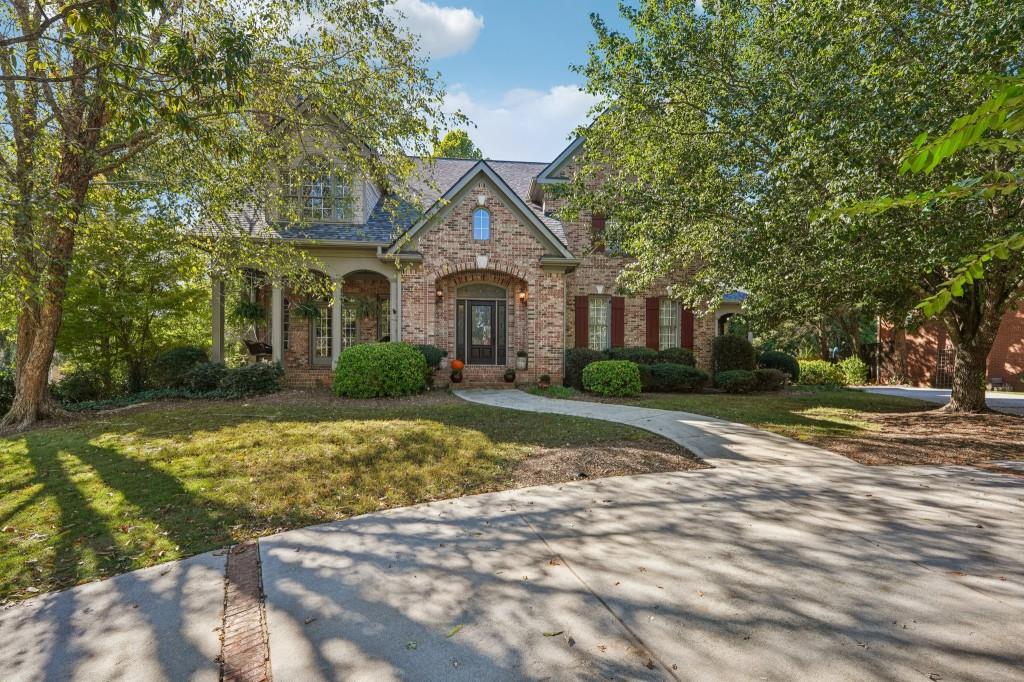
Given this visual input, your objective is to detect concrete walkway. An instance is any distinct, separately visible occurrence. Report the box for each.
[862,386,1024,416]
[455,388,851,467]
[4,466,1023,680]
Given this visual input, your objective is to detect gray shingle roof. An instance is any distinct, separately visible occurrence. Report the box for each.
[217,157,568,248]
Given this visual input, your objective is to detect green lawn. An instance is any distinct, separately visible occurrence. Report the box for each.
[630,388,936,441]
[0,396,667,601]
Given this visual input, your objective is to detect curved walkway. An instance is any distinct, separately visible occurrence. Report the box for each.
[455,389,852,468]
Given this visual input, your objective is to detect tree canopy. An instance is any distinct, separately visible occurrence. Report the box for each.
[433,128,483,159]
[567,0,1023,411]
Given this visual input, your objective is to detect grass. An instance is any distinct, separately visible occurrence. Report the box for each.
[0,395,668,601]
[591,387,936,442]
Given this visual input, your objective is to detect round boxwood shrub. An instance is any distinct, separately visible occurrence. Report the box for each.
[605,346,658,365]
[640,363,709,393]
[582,360,642,397]
[715,369,758,394]
[758,350,799,382]
[564,347,604,389]
[712,335,756,373]
[334,342,427,398]
[798,360,847,386]
[415,343,448,370]
[752,368,787,392]
[657,347,696,366]
[838,356,868,385]
[219,362,284,397]
[150,346,208,388]
[183,361,228,392]
[54,369,108,404]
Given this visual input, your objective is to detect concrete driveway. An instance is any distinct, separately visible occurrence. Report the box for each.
[5,464,1022,681]
[862,386,1024,416]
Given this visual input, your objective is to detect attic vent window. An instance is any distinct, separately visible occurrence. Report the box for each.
[473,208,491,240]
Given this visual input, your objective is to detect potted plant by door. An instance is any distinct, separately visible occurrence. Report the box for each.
[504,368,516,383]
[516,350,528,371]
[538,374,551,389]
[450,358,465,383]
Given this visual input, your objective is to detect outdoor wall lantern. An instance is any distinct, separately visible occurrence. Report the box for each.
[436,289,443,298]
[518,290,528,304]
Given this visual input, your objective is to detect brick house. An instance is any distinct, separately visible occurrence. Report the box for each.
[213,137,741,388]
[879,306,1024,391]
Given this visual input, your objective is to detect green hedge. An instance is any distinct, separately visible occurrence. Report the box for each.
[582,360,642,397]
[715,369,758,393]
[605,346,659,365]
[564,347,605,388]
[758,350,799,382]
[798,360,847,386]
[752,368,787,392]
[639,363,709,392]
[712,335,756,373]
[838,356,868,385]
[219,362,284,397]
[53,369,109,404]
[150,346,208,388]
[334,342,427,398]
[183,362,228,392]
[657,347,696,366]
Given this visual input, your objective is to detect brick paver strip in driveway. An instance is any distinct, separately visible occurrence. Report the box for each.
[258,464,1024,680]
[455,388,851,467]
[220,541,271,682]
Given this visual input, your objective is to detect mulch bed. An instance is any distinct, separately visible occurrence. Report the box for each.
[819,410,1024,466]
[511,439,707,488]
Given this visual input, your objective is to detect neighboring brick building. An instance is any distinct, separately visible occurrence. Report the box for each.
[879,306,1024,391]
[214,137,739,386]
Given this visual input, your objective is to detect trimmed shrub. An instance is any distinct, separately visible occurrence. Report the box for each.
[183,362,228,392]
[54,369,108,404]
[334,342,427,398]
[752,368,787,392]
[582,360,642,397]
[639,363,709,393]
[715,369,758,394]
[150,346,208,388]
[605,346,658,365]
[415,344,447,370]
[219,362,284,397]
[564,347,604,389]
[838,356,869,385]
[758,350,800,382]
[0,365,14,415]
[798,360,847,386]
[657,347,696,366]
[712,335,756,373]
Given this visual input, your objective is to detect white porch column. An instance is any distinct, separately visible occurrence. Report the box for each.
[271,285,283,363]
[211,278,225,362]
[331,279,342,367]
[389,275,402,342]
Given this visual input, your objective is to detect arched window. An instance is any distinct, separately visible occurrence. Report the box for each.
[472,208,491,240]
[284,159,352,222]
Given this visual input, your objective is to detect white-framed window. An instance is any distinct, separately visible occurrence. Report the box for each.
[282,298,290,351]
[311,306,332,365]
[341,306,357,349]
[377,296,390,340]
[659,298,681,350]
[285,162,352,222]
[473,208,491,240]
[588,296,611,351]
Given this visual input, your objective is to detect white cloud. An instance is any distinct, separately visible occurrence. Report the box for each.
[389,0,484,59]
[445,85,600,161]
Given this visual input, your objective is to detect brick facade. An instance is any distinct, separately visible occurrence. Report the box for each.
[879,305,1024,390]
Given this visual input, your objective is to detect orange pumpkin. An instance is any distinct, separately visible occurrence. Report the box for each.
[451,358,465,371]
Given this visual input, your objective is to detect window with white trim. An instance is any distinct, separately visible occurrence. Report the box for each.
[341,305,357,349]
[284,161,352,222]
[472,208,491,240]
[282,298,290,351]
[588,296,611,351]
[659,299,680,350]
[377,296,390,340]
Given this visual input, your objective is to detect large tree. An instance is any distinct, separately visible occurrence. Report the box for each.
[568,0,1023,412]
[1,0,452,429]
[433,128,483,159]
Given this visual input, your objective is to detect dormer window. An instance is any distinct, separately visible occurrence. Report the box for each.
[472,208,491,240]
[284,159,353,223]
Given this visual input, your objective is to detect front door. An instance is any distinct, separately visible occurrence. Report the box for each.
[468,300,496,364]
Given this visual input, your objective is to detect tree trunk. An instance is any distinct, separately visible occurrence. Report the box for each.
[945,341,991,413]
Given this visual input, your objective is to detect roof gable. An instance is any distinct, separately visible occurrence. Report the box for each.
[386,161,574,259]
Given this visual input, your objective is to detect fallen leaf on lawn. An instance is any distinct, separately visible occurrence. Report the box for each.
[543,631,564,637]
[447,624,463,638]
[597,644,607,652]
[548,558,561,566]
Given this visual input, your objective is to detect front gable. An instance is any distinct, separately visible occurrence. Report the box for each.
[387,161,574,260]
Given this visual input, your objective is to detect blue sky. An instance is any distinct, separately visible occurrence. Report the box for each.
[389,0,630,161]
